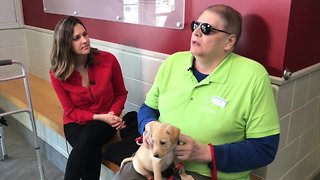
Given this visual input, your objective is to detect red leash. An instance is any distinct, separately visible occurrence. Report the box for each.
[135,136,143,145]
[168,162,183,180]
[208,143,217,180]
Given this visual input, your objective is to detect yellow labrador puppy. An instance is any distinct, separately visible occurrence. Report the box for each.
[121,121,193,180]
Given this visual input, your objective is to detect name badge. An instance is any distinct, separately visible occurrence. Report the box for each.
[212,96,228,108]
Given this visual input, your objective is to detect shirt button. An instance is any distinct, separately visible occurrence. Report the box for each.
[190,97,193,100]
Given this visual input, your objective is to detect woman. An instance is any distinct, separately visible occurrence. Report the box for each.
[50,16,127,180]
[114,4,280,180]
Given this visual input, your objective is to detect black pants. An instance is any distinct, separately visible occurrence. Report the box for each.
[103,111,140,166]
[63,120,116,180]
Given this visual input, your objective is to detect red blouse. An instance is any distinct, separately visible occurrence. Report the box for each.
[50,51,128,125]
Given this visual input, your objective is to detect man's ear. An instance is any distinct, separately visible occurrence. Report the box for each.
[224,34,237,51]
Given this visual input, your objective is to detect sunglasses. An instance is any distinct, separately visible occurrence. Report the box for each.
[191,21,231,35]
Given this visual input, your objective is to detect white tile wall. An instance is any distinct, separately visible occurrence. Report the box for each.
[278,114,290,150]
[288,99,317,143]
[140,55,163,84]
[25,29,53,53]
[276,83,294,118]
[121,52,141,79]
[9,29,25,46]
[0,28,28,78]
[124,77,145,106]
[0,30,12,48]
[253,69,320,179]
[308,70,320,101]
[304,148,320,179]
[299,125,318,160]
[1,26,320,180]
[281,161,305,180]
[292,75,309,110]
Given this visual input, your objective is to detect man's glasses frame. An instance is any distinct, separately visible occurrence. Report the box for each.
[191,21,231,35]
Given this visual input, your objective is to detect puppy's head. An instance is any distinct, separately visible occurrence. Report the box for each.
[150,123,180,158]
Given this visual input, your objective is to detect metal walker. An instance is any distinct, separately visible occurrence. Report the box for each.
[0,59,45,180]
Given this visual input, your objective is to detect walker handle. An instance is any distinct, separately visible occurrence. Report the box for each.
[0,59,12,66]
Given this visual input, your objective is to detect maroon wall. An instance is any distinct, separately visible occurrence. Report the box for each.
[284,0,320,74]
[22,0,319,77]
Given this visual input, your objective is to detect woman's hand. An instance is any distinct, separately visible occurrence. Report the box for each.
[106,111,126,130]
[93,111,126,130]
[175,134,211,163]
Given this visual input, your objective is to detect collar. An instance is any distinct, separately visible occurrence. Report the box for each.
[206,52,233,84]
[186,52,234,84]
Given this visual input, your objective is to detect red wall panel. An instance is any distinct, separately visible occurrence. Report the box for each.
[22,0,319,77]
[284,0,320,73]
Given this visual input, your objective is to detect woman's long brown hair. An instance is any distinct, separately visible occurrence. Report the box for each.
[50,16,96,80]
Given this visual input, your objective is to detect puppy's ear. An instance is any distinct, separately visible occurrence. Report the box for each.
[166,126,180,144]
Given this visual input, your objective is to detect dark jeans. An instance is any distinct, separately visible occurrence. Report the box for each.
[63,120,116,180]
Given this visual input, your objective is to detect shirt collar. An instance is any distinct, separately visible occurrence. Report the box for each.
[185,52,234,84]
[207,52,233,84]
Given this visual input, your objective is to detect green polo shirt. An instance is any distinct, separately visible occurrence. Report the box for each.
[145,51,280,179]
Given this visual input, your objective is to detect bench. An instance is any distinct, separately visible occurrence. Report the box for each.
[0,73,120,173]
[0,73,264,180]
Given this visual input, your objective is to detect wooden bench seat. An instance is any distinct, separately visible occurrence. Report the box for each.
[0,73,120,173]
[0,74,64,135]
